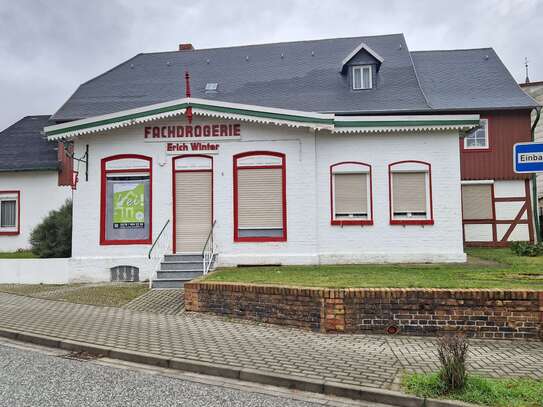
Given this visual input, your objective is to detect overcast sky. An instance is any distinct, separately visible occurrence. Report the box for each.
[1,0,542,131]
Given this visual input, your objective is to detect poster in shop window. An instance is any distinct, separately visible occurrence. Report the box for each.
[112,183,145,229]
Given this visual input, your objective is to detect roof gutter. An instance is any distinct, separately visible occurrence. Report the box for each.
[531,107,542,242]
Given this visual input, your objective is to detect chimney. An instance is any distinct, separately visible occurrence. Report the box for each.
[179,43,194,51]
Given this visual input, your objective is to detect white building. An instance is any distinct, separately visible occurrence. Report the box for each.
[4,34,540,286]
[45,98,478,285]
[0,116,71,252]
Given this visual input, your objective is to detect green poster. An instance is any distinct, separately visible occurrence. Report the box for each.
[113,182,145,229]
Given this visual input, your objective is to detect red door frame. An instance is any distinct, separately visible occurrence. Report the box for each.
[172,154,214,253]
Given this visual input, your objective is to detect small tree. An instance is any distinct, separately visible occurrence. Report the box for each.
[437,334,469,392]
[30,200,72,258]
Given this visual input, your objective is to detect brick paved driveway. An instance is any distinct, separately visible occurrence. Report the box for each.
[0,292,541,390]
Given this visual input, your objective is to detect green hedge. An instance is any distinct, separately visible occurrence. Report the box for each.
[30,200,72,258]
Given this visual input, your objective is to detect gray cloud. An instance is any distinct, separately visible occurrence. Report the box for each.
[1,0,541,130]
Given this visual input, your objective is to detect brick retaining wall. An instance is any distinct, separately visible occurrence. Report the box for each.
[184,282,543,340]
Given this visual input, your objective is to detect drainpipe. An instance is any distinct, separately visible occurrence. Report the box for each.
[531,107,542,242]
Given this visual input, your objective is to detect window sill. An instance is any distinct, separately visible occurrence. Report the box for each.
[331,220,373,226]
[461,147,491,153]
[100,239,152,245]
[390,220,434,226]
[234,236,287,243]
[0,231,19,235]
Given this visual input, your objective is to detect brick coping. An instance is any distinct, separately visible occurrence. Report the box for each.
[188,280,543,296]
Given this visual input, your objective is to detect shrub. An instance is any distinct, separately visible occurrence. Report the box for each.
[510,241,543,257]
[437,334,469,392]
[30,200,72,258]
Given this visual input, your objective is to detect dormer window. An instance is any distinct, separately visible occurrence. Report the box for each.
[352,66,372,90]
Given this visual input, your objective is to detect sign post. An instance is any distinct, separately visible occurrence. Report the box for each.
[513,141,543,243]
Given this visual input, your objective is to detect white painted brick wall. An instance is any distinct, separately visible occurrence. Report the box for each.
[0,171,71,252]
[317,131,465,263]
[70,117,466,279]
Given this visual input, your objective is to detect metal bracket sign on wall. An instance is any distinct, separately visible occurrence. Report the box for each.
[513,142,543,173]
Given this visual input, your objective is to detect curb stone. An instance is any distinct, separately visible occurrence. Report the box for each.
[0,327,477,407]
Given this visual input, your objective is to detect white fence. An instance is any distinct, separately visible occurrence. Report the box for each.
[0,259,70,284]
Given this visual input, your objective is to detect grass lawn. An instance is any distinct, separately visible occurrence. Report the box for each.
[0,250,37,259]
[403,372,543,407]
[203,248,543,289]
[0,283,148,307]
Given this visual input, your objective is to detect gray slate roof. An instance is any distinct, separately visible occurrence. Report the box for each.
[411,48,539,111]
[0,115,58,172]
[52,34,538,121]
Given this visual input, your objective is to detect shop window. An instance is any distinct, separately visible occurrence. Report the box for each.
[234,152,286,242]
[0,191,19,235]
[100,155,152,245]
[464,119,489,150]
[389,161,433,225]
[330,162,373,225]
[462,183,493,220]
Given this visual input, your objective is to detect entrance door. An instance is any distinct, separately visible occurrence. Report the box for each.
[173,155,212,253]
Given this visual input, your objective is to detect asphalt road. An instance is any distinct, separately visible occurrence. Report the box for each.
[0,339,387,407]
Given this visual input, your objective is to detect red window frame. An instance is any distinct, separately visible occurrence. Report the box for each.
[0,190,20,236]
[233,151,287,242]
[330,162,373,226]
[172,154,214,253]
[388,160,434,226]
[100,154,153,245]
[461,116,491,153]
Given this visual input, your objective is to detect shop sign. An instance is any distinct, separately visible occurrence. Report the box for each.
[166,142,220,154]
[144,123,241,142]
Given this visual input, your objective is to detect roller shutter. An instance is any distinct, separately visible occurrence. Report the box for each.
[462,184,493,220]
[334,173,367,216]
[237,168,283,229]
[392,172,427,213]
[175,171,212,252]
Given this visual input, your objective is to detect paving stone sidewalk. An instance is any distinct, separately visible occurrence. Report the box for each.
[123,289,185,315]
[0,292,541,390]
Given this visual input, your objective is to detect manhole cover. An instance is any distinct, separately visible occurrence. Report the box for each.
[59,351,104,361]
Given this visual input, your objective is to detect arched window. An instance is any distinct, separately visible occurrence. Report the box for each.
[100,154,152,245]
[389,160,433,225]
[330,162,373,225]
[233,151,286,242]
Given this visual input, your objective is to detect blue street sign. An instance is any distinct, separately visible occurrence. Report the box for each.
[513,142,543,173]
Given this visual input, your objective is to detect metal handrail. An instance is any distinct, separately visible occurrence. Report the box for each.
[201,220,217,257]
[148,219,171,259]
[202,220,217,275]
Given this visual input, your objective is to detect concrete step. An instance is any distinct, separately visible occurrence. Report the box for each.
[160,261,202,271]
[156,270,203,279]
[164,254,203,262]
[151,278,192,289]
